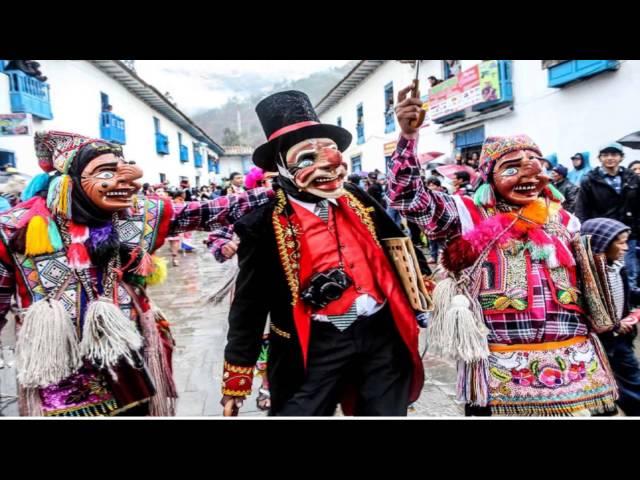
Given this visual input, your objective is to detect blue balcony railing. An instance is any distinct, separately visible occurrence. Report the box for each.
[155,132,169,155]
[194,151,203,168]
[356,124,365,144]
[180,145,188,162]
[547,60,619,88]
[7,70,52,119]
[100,112,126,144]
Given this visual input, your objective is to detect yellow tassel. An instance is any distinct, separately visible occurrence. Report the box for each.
[145,255,168,286]
[25,216,55,256]
[57,175,71,217]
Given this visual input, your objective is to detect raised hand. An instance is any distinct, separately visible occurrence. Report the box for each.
[395,84,424,139]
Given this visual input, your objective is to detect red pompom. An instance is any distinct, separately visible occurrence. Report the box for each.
[441,236,478,272]
[68,222,89,242]
[67,242,91,269]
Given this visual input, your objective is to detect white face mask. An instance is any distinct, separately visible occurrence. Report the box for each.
[280,138,348,200]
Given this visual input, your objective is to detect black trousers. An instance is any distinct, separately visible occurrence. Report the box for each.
[272,305,412,416]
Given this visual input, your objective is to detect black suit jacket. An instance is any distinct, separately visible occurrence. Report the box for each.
[224,183,415,411]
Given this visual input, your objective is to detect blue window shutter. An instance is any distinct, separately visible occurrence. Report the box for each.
[384,83,395,133]
[351,155,362,172]
[467,126,485,146]
[100,92,109,110]
[356,103,365,144]
[547,60,619,88]
[455,126,485,149]
[443,61,450,79]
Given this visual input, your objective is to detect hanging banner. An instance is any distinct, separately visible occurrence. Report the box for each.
[0,113,33,136]
[428,60,502,120]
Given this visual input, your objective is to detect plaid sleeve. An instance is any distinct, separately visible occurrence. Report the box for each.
[386,135,461,240]
[208,225,235,263]
[0,258,15,331]
[169,188,274,236]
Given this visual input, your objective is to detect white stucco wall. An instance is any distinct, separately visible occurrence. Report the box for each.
[0,60,209,186]
[320,60,640,173]
[319,61,417,173]
[217,156,246,179]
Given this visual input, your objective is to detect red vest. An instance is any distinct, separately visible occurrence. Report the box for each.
[282,195,424,404]
[290,201,384,316]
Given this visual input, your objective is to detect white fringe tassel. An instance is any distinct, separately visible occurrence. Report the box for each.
[18,386,44,416]
[15,298,81,388]
[427,278,490,362]
[447,295,490,362]
[427,277,457,358]
[79,297,143,374]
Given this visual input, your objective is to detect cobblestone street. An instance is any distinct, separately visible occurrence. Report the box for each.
[147,234,463,417]
[0,233,463,417]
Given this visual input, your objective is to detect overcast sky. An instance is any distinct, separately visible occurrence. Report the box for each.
[134,60,352,115]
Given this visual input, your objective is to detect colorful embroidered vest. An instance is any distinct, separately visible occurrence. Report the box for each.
[461,197,583,316]
[0,194,171,321]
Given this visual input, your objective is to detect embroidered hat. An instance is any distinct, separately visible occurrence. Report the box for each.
[478,134,542,182]
[34,130,112,174]
[32,131,122,219]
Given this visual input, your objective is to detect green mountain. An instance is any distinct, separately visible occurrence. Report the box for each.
[193,61,357,148]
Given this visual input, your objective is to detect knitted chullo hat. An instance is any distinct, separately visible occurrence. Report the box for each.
[17,131,121,258]
[478,134,543,182]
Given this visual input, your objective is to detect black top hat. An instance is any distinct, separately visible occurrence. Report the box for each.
[253,91,352,171]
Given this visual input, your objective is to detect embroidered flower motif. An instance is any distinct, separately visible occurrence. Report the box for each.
[493,287,527,310]
[567,362,586,382]
[490,366,512,383]
[511,368,535,387]
[538,366,564,388]
[557,287,580,305]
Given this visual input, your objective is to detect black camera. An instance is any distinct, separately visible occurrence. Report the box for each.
[300,268,352,309]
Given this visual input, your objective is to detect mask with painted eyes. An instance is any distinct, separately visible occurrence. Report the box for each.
[80,153,143,212]
[492,149,550,205]
[280,138,348,200]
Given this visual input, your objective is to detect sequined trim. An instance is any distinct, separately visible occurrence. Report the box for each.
[108,398,151,416]
[272,189,301,306]
[344,192,380,247]
[43,398,118,417]
[223,362,253,375]
[272,189,380,307]
[222,362,253,396]
[270,323,291,339]
[222,388,252,396]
